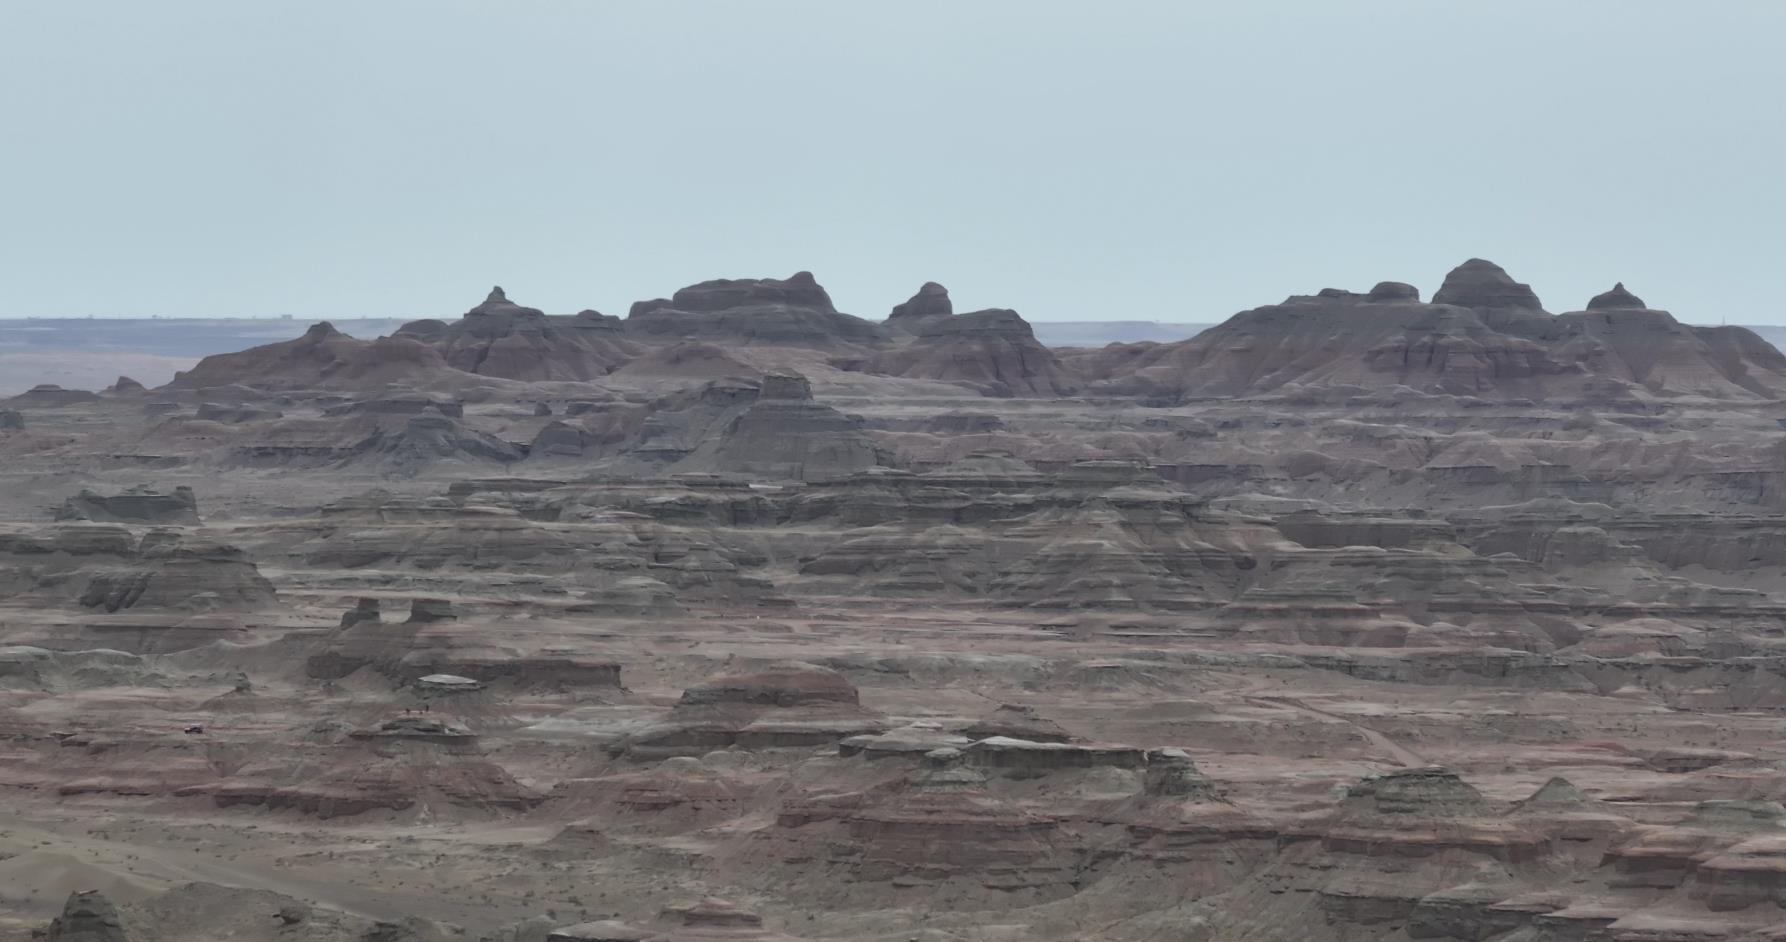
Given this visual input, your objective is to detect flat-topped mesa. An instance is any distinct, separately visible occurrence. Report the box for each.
[624,272,887,347]
[682,271,828,311]
[612,661,878,759]
[677,661,860,709]
[888,281,953,323]
[918,307,1038,341]
[961,703,1074,743]
[1586,281,1648,310]
[1342,766,1490,818]
[672,898,767,929]
[4,384,102,407]
[1432,258,1546,312]
[670,270,836,313]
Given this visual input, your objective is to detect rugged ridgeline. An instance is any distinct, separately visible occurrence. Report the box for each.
[1071,259,1786,403]
[143,273,1084,404]
[392,288,638,382]
[12,260,1786,942]
[71,260,1786,413]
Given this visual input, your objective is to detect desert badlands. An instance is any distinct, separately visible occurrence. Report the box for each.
[8,260,1786,941]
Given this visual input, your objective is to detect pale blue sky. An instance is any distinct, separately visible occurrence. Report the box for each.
[3,2,1783,323]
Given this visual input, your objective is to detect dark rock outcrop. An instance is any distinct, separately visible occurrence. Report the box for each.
[75,531,276,613]
[678,661,860,709]
[677,372,887,481]
[407,597,457,623]
[1367,281,1420,301]
[1586,281,1647,310]
[45,890,128,942]
[887,281,954,326]
[1431,258,1545,312]
[56,487,200,525]
[625,272,887,347]
[344,413,526,474]
[530,420,594,458]
[866,308,1078,397]
[167,323,458,392]
[393,287,637,381]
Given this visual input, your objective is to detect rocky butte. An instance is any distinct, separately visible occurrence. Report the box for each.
[6,258,1786,940]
